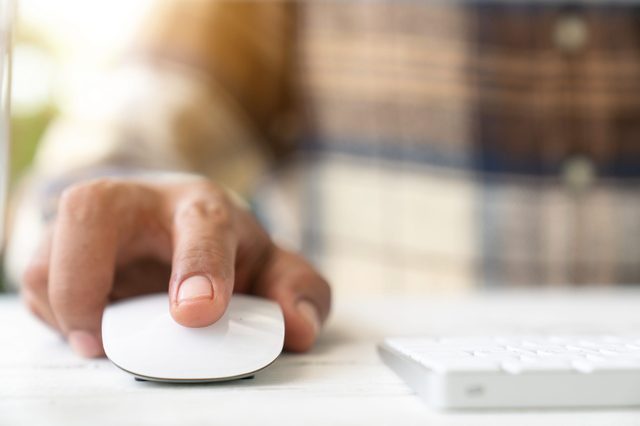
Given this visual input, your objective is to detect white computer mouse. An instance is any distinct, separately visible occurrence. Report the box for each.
[102,293,284,383]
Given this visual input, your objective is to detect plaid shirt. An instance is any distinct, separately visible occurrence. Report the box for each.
[7,1,640,292]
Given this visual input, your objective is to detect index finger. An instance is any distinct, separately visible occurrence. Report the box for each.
[168,184,238,328]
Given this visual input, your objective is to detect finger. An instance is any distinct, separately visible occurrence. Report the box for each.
[111,259,172,301]
[49,183,120,358]
[233,209,273,293]
[22,227,60,330]
[169,188,238,328]
[253,248,331,353]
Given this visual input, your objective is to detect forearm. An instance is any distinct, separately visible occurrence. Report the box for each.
[5,61,268,289]
[34,60,268,189]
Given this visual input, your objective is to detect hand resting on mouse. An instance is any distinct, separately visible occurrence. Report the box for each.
[20,176,332,358]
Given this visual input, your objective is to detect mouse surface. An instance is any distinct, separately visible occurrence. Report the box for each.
[102,293,284,383]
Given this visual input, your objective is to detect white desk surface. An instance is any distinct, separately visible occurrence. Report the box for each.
[3,289,640,425]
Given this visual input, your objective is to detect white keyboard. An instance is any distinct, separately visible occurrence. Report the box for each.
[379,335,640,409]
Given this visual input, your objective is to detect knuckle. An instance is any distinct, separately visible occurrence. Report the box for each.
[176,196,233,229]
[58,179,122,221]
[191,181,233,207]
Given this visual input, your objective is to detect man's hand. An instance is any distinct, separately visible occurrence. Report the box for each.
[21,177,331,357]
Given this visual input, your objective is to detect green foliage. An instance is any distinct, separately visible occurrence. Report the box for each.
[11,107,57,183]
[0,107,57,292]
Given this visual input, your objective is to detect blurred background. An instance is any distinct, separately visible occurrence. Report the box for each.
[2,0,152,290]
[3,1,640,295]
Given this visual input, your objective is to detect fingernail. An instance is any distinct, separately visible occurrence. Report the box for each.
[68,331,103,358]
[178,275,213,304]
[297,300,321,336]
